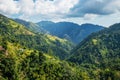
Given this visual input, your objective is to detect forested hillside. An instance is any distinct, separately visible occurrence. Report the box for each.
[0,14,91,80]
[0,14,120,80]
[68,23,120,80]
[0,15,80,80]
[0,42,89,80]
[0,14,73,59]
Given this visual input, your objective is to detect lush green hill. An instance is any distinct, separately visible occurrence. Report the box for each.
[0,14,91,80]
[68,23,120,79]
[37,21,104,44]
[0,14,34,35]
[1,14,120,80]
[0,14,73,59]
[0,41,90,80]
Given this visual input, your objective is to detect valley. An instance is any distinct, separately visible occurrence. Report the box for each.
[0,14,120,80]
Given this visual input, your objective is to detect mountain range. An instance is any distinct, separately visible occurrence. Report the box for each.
[37,21,104,43]
[0,14,120,80]
[15,19,104,44]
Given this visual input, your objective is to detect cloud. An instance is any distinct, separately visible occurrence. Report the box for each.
[84,14,98,20]
[0,0,120,21]
[0,0,19,15]
[0,0,78,20]
[33,0,79,19]
[68,0,120,17]
[18,0,35,16]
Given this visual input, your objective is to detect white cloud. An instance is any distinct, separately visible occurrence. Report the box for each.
[18,0,35,16]
[34,0,57,15]
[84,14,98,20]
[33,0,79,19]
[0,0,19,15]
[0,0,78,20]
[0,0,120,21]
[105,0,120,12]
[69,0,120,17]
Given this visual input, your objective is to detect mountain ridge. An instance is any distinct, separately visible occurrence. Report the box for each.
[37,21,105,44]
[14,18,46,33]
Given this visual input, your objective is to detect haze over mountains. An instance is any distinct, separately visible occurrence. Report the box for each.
[0,13,120,80]
[37,21,105,44]
[15,19,104,44]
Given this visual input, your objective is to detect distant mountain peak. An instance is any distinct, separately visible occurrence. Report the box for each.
[37,21,105,44]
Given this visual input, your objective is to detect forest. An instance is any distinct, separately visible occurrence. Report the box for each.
[0,14,120,80]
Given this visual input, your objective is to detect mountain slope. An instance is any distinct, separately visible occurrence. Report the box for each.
[0,44,90,80]
[14,19,46,33]
[0,14,34,35]
[37,21,104,44]
[0,14,73,59]
[68,23,120,64]
[0,14,90,80]
[68,23,120,79]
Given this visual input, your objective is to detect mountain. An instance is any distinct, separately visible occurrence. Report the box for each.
[0,14,34,35]
[14,18,46,33]
[0,44,89,80]
[68,23,120,79]
[0,14,91,80]
[1,14,120,80]
[37,21,104,44]
[0,14,73,59]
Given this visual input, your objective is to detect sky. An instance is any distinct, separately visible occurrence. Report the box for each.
[0,0,120,27]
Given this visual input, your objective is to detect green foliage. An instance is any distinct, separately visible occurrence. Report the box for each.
[0,14,73,59]
[68,23,120,79]
[1,14,120,80]
[0,45,89,80]
[0,14,85,80]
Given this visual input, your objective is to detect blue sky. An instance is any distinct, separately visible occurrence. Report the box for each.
[0,0,120,27]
